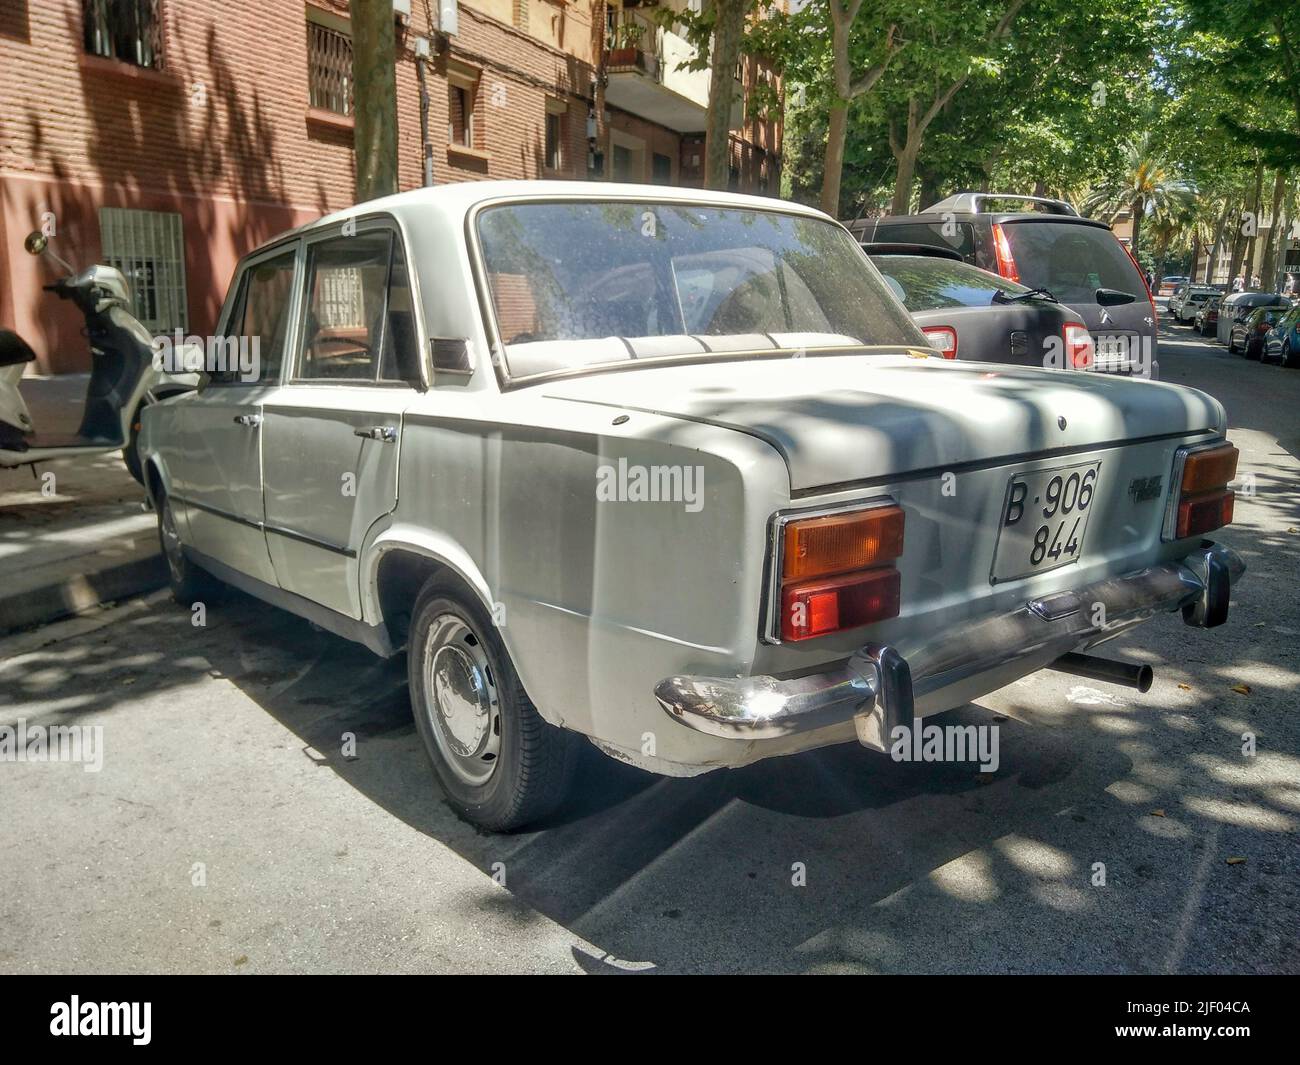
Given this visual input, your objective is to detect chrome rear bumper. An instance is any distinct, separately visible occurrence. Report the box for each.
[654,541,1243,750]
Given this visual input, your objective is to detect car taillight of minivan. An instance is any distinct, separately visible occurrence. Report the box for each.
[991,222,1020,283]
[777,504,905,641]
[1063,323,1094,368]
[1163,443,1238,540]
[921,326,958,358]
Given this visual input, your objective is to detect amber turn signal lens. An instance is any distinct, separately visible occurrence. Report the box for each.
[1181,445,1238,495]
[781,568,902,642]
[1177,490,1234,539]
[782,505,905,582]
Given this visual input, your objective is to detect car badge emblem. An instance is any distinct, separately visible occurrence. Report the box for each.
[1100,309,1113,325]
[1128,475,1163,503]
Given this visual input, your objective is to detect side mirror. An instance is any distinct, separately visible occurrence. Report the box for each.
[1096,288,1137,307]
[24,231,48,256]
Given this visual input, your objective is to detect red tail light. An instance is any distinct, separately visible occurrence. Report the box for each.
[1063,323,1094,369]
[1165,443,1238,540]
[777,504,905,641]
[921,326,958,358]
[991,222,1019,283]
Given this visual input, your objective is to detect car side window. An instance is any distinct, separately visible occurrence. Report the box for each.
[208,250,296,385]
[296,229,419,384]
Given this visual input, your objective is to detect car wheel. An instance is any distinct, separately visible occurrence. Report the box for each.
[408,581,579,832]
[1245,339,1261,361]
[156,489,222,606]
[1227,333,1237,353]
[123,402,145,485]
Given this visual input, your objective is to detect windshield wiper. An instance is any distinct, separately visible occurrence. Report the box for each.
[992,287,1059,305]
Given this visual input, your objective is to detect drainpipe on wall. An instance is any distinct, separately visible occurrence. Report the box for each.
[414,35,434,186]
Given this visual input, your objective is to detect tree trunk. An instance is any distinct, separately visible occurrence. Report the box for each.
[890,141,919,214]
[821,102,848,215]
[1228,161,1265,287]
[704,0,745,191]
[1207,204,1231,283]
[1129,196,1143,259]
[350,0,400,202]
[1259,169,1287,289]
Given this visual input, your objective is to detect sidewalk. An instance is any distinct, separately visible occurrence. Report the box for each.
[0,375,164,635]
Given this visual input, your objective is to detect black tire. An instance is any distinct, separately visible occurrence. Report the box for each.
[1227,332,1237,353]
[156,489,223,606]
[408,580,579,831]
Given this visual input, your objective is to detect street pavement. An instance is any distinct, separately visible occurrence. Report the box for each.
[1,319,1297,974]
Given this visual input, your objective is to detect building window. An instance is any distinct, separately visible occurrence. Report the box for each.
[98,207,187,334]
[448,73,478,148]
[544,100,566,170]
[308,18,353,116]
[83,0,164,69]
[652,153,671,184]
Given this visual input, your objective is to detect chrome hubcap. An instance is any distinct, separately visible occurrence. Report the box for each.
[422,614,500,786]
[160,499,184,581]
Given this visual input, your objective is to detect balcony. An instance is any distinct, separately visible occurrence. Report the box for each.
[604,10,741,134]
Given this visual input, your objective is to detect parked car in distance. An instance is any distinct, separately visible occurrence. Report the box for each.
[1194,295,1222,336]
[850,192,1158,377]
[862,243,1091,368]
[1262,305,1300,367]
[1158,276,1189,297]
[1168,283,1221,323]
[1216,291,1288,345]
[1230,305,1290,359]
[140,182,1245,832]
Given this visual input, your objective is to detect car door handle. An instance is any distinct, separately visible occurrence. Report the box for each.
[233,414,262,427]
[354,425,396,443]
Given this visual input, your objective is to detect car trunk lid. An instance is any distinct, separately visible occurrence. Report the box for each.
[541,352,1225,492]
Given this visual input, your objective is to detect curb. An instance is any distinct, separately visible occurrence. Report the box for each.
[0,552,168,637]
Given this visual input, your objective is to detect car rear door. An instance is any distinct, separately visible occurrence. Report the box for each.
[259,220,421,620]
[996,218,1157,377]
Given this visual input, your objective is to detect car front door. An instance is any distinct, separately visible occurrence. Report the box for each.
[166,245,298,587]
[259,223,421,619]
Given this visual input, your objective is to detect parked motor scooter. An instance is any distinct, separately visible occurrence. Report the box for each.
[0,230,195,485]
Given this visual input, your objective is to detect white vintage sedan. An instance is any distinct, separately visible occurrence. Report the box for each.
[140,182,1244,831]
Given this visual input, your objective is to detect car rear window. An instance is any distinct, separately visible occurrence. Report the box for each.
[867,220,977,260]
[999,221,1145,303]
[869,255,1023,310]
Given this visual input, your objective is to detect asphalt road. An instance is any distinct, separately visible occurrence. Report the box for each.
[2,316,1298,974]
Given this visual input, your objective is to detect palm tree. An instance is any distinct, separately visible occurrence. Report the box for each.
[1083,134,1197,257]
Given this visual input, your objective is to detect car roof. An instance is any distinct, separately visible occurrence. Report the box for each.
[860,211,1112,231]
[283,181,831,240]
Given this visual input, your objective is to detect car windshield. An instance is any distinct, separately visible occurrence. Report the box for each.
[475,201,924,380]
[869,254,1026,310]
[1000,221,1146,303]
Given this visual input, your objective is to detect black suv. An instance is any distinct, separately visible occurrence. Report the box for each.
[848,193,1159,377]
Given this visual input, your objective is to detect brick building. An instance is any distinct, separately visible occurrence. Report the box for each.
[0,0,783,372]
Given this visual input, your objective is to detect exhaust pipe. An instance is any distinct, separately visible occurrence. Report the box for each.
[1046,651,1154,692]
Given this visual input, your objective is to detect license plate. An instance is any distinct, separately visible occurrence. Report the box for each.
[1094,335,1133,373]
[991,461,1102,583]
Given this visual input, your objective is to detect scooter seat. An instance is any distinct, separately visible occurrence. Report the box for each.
[0,329,38,368]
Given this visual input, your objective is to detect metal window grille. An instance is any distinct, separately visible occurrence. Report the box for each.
[308,21,353,116]
[317,268,366,329]
[83,0,164,69]
[98,207,188,334]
